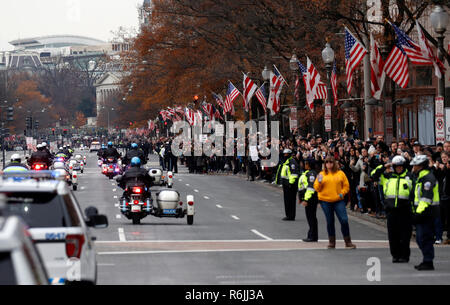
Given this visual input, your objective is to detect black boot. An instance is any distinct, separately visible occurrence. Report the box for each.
[414,262,434,271]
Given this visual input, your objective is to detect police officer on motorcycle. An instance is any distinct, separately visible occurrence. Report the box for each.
[410,154,440,271]
[117,157,154,198]
[4,154,29,171]
[371,155,413,263]
[102,142,121,161]
[123,143,147,166]
[28,144,52,168]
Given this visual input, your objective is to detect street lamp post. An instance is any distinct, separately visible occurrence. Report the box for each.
[430,4,449,107]
[289,54,299,135]
[262,66,271,137]
[322,42,335,140]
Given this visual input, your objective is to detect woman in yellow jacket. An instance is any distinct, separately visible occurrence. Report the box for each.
[314,156,356,249]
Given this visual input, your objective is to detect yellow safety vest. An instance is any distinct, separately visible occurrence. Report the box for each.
[413,169,440,214]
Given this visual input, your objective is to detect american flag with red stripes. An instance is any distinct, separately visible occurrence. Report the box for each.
[305,57,321,112]
[384,28,410,88]
[370,34,386,100]
[255,83,267,113]
[294,74,300,101]
[415,20,445,79]
[224,82,240,114]
[243,73,258,112]
[267,70,284,115]
[345,27,367,95]
[331,61,338,106]
[299,61,327,101]
[185,108,195,125]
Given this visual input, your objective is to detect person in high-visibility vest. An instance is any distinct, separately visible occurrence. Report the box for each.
[298,158,318,242]
[410,154,440,271]
[371,155,413,263]
[280,149,300,221]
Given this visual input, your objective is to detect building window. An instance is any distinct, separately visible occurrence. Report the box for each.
[415,66,432,87]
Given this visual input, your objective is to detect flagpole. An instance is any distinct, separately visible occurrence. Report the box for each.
[363,32,372,141]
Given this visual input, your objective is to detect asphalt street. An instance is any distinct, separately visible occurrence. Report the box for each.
[59,151,450,284]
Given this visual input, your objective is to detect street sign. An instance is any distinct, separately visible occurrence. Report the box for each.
[446,108,450,142]
[215,123,224,137]
[324,104,332,133]
[289,106,297,131]
[435,97,445,144]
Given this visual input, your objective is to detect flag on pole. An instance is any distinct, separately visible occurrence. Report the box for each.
[331,61,338,106]
[273,65,288,86]
[344,27,368,94]
[185,108,195,125]
[243,73,258,112]
[305,56,321,112]
[212,92,224,109]
[384,29,410,88]
[224,82,240,114]
[299,60,328,101]
[294,74,300,101]
[415,20,445,79]
[267,70,284,115]
[370,33,386,100]
[255,83,267,113]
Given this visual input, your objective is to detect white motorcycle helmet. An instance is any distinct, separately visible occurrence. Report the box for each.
[11,153,22,163]
[283,149,292,154]
[75,155,82,161]
[392,155,406,166]
[410,154,428,166]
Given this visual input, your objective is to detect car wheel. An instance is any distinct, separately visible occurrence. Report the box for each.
[73,185,78,191]
[187,215,194,225]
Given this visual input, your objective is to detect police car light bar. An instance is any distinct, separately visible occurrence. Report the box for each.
[0,170,65,181]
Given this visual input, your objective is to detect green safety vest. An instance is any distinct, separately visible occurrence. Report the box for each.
[370,164,387,185]
[383,170,412,208]
[280,157,298,185]
[413,169,440,214]
[298,170,316,201]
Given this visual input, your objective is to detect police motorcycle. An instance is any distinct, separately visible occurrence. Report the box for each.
[73,154,85,173]
[165,171,174,188]
[116,159,194,225]
[148,168,165,186]
[52,161,78,191]
[102,157,121,179]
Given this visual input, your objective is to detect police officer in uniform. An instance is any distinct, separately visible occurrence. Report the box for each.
[371,155,413,263]
[410,155,439,271]
[123,143,147,166]
[298,158,318,241]
[4,154,29,171]
[280,149,300,221]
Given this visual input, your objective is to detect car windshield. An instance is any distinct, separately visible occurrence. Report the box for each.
[0,252,16,285]
[1,192,73,228]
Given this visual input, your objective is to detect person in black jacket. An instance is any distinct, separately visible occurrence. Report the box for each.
[102,142,121,161]
[28,144,52,168]
[123,143,147,166]
[117,157,154,198]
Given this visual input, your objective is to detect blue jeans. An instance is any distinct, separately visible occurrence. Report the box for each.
[320,200,351,237]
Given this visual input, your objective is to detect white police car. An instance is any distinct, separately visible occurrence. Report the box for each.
[0,172,108,285]
[0,214,49,285]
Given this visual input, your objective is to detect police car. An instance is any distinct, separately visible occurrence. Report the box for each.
[0,172,108,285]
[0,214,49,285]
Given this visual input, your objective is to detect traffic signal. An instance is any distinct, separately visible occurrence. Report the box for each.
[6,107,13,121]
[25,117,32,129]
[1,128,10,137]
[52,128,55,135]
[34,120,39,130]
[63,129,68,135]
[194,95,199,104]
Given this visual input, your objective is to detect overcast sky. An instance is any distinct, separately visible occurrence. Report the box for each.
[0,0,143,50]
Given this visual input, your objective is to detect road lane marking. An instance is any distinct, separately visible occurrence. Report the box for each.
[251,230,273,240]
[231,215,240,220]
[81,186,85,190]
[113,195,118,199]
[113,189,117,192]
[116,214,122,219]
[216,204,223,208]
[194,189,199,193]
[97,263,116,267]
[186,184,190,186]
[204,196,210,200]
[118,228,126,242]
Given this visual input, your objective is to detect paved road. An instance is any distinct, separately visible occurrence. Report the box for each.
[69,151,450,285]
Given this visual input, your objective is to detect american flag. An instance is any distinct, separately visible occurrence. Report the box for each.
[185,108,195,125]
[415,20,445,79]
[267,70,284,115]
[331,61,338,106]
[160,110,170,122]
[212,92,224,109]
[370,33,386,100]
[345,27,367,95]
[384,36,410,88]
[305,57,321,112]
[255,83,267,113]
[202,103,215,121]
[194,110,203,126]
[243,73,258,112]
[224,82,240,114]
[175,106,185,116]
[389,21,432,65]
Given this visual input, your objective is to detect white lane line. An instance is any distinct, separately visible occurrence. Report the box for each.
[113,188,117,192]
[97,263,116,267]
[114,204,119,207]
[216,204,223,209]
[113,195,118,199]
[81,186,85,190]
[231,215,240,220]
[204,196,210,200]
[251,230,273,241]
[118,228,126,242]
[116,214,122,219]
[194,189,199,193]
[95,239,389,244]
[179,179,183,182]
